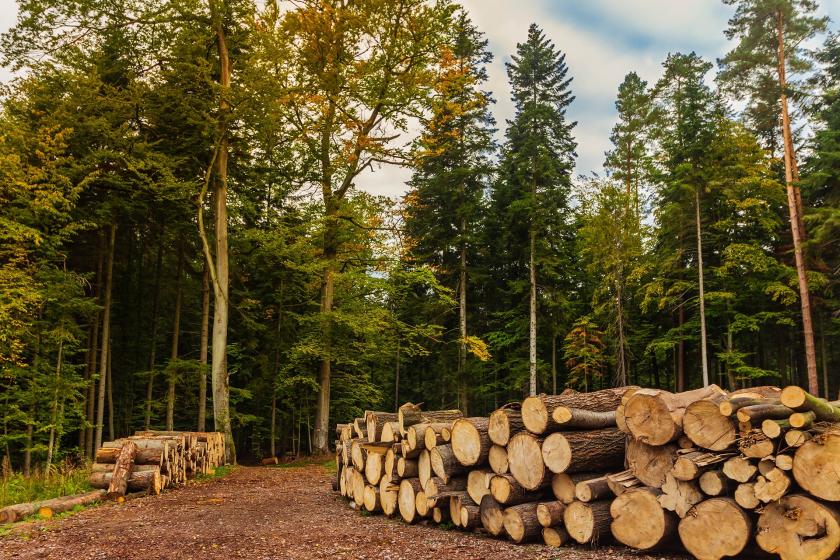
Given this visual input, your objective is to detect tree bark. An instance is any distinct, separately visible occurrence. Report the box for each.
[541,428,625,474]
[198,260,209,431]
[95,222,116,453]
[564,500,613,545]
[529,222,537,397]
[458,226,469,415]
[775,10,818,394]
[166,247,183,431]
[695,188,709,387]
[144,236,163,430]
[208,1,234,463]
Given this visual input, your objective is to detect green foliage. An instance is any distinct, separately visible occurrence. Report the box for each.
[0,463,92,508]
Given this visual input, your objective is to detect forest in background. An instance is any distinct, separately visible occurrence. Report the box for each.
[0,0,837,468]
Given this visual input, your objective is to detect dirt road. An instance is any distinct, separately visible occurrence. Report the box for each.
[0,464,685,559]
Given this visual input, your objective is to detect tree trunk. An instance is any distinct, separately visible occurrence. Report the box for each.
[677,306,685,392]
[488,406,523,446]
[529,225,537,397]
[0,490,105,523]
[107,336,114,441]
[507,432,549,491]
[450,417,490,467]
[95,222,116,453]
[504,501,548,543]
[198,260,209,431]
[23,422,32,477]
[166,248,184,431]
[208,2,234,463]
[695,188,709,387]
[490,473,548,506]
[479,494,505,536]
[458,232,468,415]
[106,441,137,499]
[46,335,65,471]
[624,385,726,445]
[521,386,631,434]
[145,237,163,430]
[85,254,101,458]
[775,10,818,394]
[792,429,840,502]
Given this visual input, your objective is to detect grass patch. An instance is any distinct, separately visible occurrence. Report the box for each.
[192,465,235,482]
[0,464,92,508]
[272,456,335,470]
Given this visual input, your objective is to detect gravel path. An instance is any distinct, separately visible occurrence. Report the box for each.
[0,464,687,559]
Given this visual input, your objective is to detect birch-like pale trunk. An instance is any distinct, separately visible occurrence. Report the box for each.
[94,222,116,453]
[695,188,709,387]
[775,10,818,393]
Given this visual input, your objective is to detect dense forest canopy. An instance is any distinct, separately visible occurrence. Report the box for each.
[0,0,837,466]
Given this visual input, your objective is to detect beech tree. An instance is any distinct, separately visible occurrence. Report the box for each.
[719,0,828,393]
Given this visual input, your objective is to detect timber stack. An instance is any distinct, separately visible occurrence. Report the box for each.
[334,386,840,560]
[88,430,226,499]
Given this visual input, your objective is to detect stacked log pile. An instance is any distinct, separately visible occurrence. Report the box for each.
[89,431,226,499]
[334,386,840,560]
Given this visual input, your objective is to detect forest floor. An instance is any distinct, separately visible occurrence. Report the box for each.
[0,462,689,560]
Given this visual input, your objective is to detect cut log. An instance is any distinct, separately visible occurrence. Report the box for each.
[761,418,790,439]
[754,467,791,503]
[89,469,162,495]
[0,490,106,523]
[678,498,752,560]
[606,469,642,496]
[429,444,466,484]
[658,473,702,518]
[736,403,794,424]
[624,385,726,445]
[380,421,401,443]
[521,387,632,434]
[739,430,774,459]
[758,456,777,476]
[424,476,467,498]
[396,457,417,478]
[423,423,450,450]
[406,423,432,451]
[775,453,793,471]
[350,439,366,471]
[503,502,547,543]
[564,500,613,545]
[488,405,523,446]
[398,403,462,435]
[415,490,431,517]
[450,417,491,467]
[756,494,840,560]
[789,410,816,429]
[488,444,509,474]
[432,506,447,523]
[784,429,810,447]
[95,446,163,466]
[352,417,367,439]
[542,526,570,547]
[365,451,383,484]
[459,504,480,530]
[683,394,737,451]
[734,482,759,509]
[363,485,382,513]
[365,411,398,443]
[466,469,493,505]
[552,408,616,429]
[671,450,734,481]
[489,473,547,506]
[398,478,423,523]
[541,428,625,474]
[551,472,597,504]
[719,396,780,417]
[615,387,639,435]
[722,456,756,482]
[575,475,612,502]
[792,429,840,501]
[479,494,506,537]
[418,449,432,489]
[698,470,732,496]
[779,386,840,422]
[626,438,678,488]
[378,475,399,516]
[536,500,567,527]
[352,468,366,507]
[507,432,548,490]
[610,487,677,550]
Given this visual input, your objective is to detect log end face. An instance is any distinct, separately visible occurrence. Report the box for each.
[625,393,677,446]
[541,433,572,474]
[521,396,548,435]
[678,498,751,560]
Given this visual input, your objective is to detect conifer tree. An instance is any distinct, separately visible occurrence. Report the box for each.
[403,10,495,413]
[719,0,828,393]
[493,24,577,396]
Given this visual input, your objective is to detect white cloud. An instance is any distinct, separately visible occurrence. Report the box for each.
[1,0,838,197]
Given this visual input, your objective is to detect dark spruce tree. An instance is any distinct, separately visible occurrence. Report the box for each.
[488,24,577,397]
[403,10,496,414]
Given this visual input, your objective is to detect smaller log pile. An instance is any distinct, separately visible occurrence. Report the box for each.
[89,431,226,499]
[334,385,840,560]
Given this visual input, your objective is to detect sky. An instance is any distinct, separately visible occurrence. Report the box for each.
[0,0,837,199]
